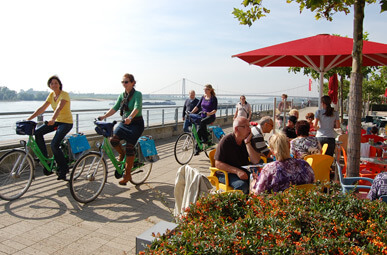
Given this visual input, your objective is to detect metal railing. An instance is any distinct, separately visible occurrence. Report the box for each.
[0,103,273,141]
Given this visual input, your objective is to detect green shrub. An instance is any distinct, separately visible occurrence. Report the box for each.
[143,184,387,254]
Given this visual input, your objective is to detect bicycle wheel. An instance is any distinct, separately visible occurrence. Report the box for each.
[0,150,34,201]
[70,152,107,203]
[130,160,152,185]
[204,133,224,158]
[174,133,195,165]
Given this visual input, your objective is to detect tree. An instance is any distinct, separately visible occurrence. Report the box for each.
[233,0,386,177]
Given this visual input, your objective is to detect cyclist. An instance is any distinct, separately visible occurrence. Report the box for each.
[191,84,217,153]
[98,73,144,186]
[27,75,73,180]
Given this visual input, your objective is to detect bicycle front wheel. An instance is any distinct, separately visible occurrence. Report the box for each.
[0,150,34,201]
[70,152,107,203]
[174,133,195,165]
[130,160,152,185]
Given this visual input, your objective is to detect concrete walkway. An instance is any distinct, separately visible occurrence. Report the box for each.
[0,107,316,255]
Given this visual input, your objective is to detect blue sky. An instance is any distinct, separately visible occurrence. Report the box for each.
[0,0,386,98]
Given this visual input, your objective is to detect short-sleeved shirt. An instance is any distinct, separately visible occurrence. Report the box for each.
[367,172,387,201]
[215,133,250,174]
[196,96,217,118]
[251,125,270,156]
[112,91,142,118]
[236,102,251,118]
[290,136,321,159]
[315,109,339,138]
[46,91,73,124]
[251,158,315,194]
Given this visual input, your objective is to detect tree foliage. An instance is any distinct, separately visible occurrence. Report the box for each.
[0,86,49,101]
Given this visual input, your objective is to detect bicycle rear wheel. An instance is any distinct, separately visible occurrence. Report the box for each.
[0,150,34,201]
[174,133,194,165]
[130,160,152,185]
[70,152,107,203]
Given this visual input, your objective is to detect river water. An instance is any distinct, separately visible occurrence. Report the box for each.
[0,97,280,142]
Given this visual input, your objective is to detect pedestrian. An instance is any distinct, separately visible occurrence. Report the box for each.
[234,95,252,121]
[182,90,199,132]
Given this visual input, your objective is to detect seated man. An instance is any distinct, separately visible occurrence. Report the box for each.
[251,116,274,159]
[215,116,261,194]
[283,115,297,139]
[367,172,387,201]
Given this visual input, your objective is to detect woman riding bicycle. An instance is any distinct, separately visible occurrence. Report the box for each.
[191,84,218,147]
[27,75,73,180]
[98,73,144,186]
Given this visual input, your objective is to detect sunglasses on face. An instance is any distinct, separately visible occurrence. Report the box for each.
[121,81,129,84]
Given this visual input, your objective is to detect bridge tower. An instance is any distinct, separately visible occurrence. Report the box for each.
[182,78,186,98]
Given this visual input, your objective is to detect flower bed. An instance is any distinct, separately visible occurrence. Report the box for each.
[143,183,387,254]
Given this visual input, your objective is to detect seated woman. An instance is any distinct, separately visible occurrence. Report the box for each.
[367,172,387,201]
[250,132,315,195]
[290,120,321,159]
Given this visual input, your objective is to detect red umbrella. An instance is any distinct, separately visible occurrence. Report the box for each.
[232,34,387,106]
[328,73,338,104]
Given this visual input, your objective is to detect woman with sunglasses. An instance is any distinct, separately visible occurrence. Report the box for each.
[27,75,73,180]
[98,73,144,185]
[191,84,218,147]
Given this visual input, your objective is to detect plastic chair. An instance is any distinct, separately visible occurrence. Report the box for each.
[361,134,386,144]
[207,149,236,192]
[336,162,373,194]
[285,183,315,192]
[304,154,334,182]
[380,195,387,203]
[337,134,348,153]
[321,143,328,155]
[260,156,267,163]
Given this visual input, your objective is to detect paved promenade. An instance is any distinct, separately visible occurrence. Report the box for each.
[0,107,317,255]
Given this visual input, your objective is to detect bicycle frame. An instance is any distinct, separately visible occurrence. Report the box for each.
[25,136,56,171]
[100,136,125,174]
[190,123,204,150]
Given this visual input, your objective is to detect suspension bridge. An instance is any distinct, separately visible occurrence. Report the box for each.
[145,78,319,99]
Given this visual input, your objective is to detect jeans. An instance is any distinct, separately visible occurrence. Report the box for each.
[183,118,192,133]
[217,172,249,194]
[35,122,73,173]
[198,115,216,142]
[317,137,336,156]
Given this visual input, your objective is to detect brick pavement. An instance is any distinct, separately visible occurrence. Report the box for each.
[0,107,316,255]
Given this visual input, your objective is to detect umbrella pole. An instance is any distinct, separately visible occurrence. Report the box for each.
[318,72,325,109]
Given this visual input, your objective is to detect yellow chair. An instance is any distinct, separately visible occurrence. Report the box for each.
[207,149,236,192]
[304,154,334,182]
[321,143,328,155]
[260,156,267,163]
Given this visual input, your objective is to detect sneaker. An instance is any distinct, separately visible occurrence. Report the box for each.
[43,168,53,176]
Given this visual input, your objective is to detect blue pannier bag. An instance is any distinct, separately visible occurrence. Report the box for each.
[67,134,90,154]
[138,136,159,162]
[16,120,37,135]
[95,121,115,137]
[209,126,225,139]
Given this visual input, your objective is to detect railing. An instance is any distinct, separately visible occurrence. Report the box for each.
[0,103,273,141]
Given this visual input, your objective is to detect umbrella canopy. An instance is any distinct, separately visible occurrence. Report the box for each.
[232,34,387,107]
[328,73,338,104]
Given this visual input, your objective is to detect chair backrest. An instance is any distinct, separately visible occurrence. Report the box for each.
[209,149,216,167]
[304,154,334,182]
[336,161,345,184]
[337,134,348,152]
[380,195,387,203]
[321,143,328,155]
[361,134,385,143]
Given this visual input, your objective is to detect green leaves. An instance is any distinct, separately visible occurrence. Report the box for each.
[144,184,387,254]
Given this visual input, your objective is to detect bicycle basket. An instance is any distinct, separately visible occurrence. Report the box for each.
[189,113,202,125]
[95,121,115,137]
[16,121,37,135]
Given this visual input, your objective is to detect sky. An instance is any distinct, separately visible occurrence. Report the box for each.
[0,0,386,98]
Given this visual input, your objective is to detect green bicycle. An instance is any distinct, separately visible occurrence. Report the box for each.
[0,121,76,201]
[69,120,153,203]
[174,111,225,165]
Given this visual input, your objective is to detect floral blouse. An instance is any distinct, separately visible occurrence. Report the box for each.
[367,172,387,201]
[251,158,315,194]
[290,136,321,159]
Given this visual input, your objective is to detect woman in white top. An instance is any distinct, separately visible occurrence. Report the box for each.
[234,95,252,121]
[314,96,340,156]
